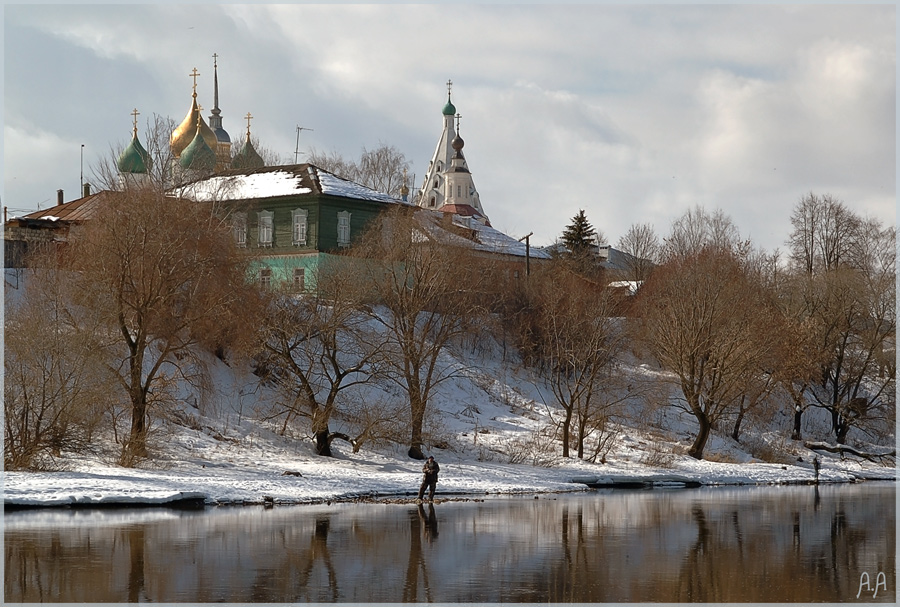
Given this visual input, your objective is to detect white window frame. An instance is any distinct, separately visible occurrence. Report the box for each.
[337,210,351,247]
[233,212,247,248]
[292,208,308,246]
[258,210,273,247]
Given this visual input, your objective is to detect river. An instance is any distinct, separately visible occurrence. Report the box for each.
[4,482,895,603]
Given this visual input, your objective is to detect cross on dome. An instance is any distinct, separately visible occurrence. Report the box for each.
[189,67,201,96]
[131,108,140,134]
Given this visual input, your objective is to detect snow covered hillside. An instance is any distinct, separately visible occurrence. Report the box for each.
[4,318,895,508]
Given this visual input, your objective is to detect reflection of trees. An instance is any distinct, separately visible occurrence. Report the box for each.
[295,517,339,601]
[403,507,434,601]
[127,525,145,602]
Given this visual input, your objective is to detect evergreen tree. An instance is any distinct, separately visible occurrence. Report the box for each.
[561,210,598,255]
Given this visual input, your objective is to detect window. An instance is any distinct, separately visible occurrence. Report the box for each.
[259,267,272,289]
[233,212,247,247]
[457,185,462,198]
[292,208,308,246]
[258,210,273,247]
[337,211,351,247]
[293,267,305,292]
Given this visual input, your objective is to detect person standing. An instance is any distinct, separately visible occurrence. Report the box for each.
[417,456,440,502]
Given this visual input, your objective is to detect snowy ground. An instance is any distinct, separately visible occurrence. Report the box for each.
[4,345,895,509]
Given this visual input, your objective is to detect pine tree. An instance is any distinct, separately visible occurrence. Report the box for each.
[561,210,598,255]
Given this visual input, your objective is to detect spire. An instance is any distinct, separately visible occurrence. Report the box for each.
[208,53,231,170]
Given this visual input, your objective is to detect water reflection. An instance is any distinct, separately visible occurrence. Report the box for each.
[4,483,895,603]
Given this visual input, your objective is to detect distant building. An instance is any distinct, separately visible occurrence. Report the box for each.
[5,69,546,287]
[417,81,489,226]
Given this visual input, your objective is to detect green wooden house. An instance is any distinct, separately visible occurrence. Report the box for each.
[178,163,405,290]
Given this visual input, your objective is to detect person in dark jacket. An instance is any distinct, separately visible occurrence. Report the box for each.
[417,456,440,501]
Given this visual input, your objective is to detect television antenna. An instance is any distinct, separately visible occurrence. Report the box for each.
[294,125,314,163]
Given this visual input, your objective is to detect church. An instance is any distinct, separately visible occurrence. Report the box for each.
[5,59,547,285]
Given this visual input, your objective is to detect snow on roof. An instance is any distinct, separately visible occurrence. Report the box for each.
[178,168,313,202]
[417,211,551,260]
[178,164,403,205]
[317,170,401,204]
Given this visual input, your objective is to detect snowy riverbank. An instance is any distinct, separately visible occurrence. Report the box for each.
[4,436,894,509]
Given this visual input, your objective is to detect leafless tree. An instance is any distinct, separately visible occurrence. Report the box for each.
[528,262,625,458]
[3,250,110,469]
[351,206,490,459]
[783,203,895,444]
[64,185,261,464]
[662,205,749,261]
[615,222,660,282]
[635,248,781,459]
[787,192,862,275]
[260,258,383,456]
[307,143,413,199]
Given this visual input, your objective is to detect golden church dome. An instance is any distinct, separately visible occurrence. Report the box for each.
[170,68,218,159]
[171,96,218,159]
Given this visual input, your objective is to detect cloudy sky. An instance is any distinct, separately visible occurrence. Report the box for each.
[3,3,895,252]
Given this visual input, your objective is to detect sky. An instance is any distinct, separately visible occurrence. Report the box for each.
[2,3,896,252]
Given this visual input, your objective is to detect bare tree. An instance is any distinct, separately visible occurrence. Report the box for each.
[352,206,489,459]
[4,250,109,469]
[64,185,260,464]
[615,222,660,282]
[662,205,749,261]
[307,143,413,198]
[260,258,382,456]
[635,248,781,459]
[528,262,624,458]
[785,202,895,444]
[787,192,861,275]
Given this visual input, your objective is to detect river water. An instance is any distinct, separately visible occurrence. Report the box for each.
[4,483,895,603]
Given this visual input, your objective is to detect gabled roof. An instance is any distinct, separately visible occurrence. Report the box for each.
[175,163,407,205]
[15,190,127,223]
[415,209,550,260]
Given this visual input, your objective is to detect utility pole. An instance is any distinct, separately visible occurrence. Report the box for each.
[80,144,85,192]
[294,125,313,163]
[518,232,533,277]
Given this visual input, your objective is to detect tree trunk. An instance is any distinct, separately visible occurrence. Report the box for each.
[791,407,803,441]
[125,394,148,462]
[688,409,711,460]
[408,388,426,460]
[561,405,573,458]
[315,428,332,457]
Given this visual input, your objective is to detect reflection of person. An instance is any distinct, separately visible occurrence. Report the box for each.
[418,503,439,542]
[417,456,440,501]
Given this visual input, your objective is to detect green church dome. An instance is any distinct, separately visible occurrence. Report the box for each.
[117,132,151,174]
[180,128,216,171]
[232,137,265,170]
[442,94,456,116]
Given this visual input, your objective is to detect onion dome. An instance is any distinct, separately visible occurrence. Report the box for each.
[171,67,219,158]
[179,122,216,171]
[231,112,265,170]
[442,93,456,117]
[451,114,465,157]
[232,137,265,170]
[117,109,151,174]
[442,78,456,116]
